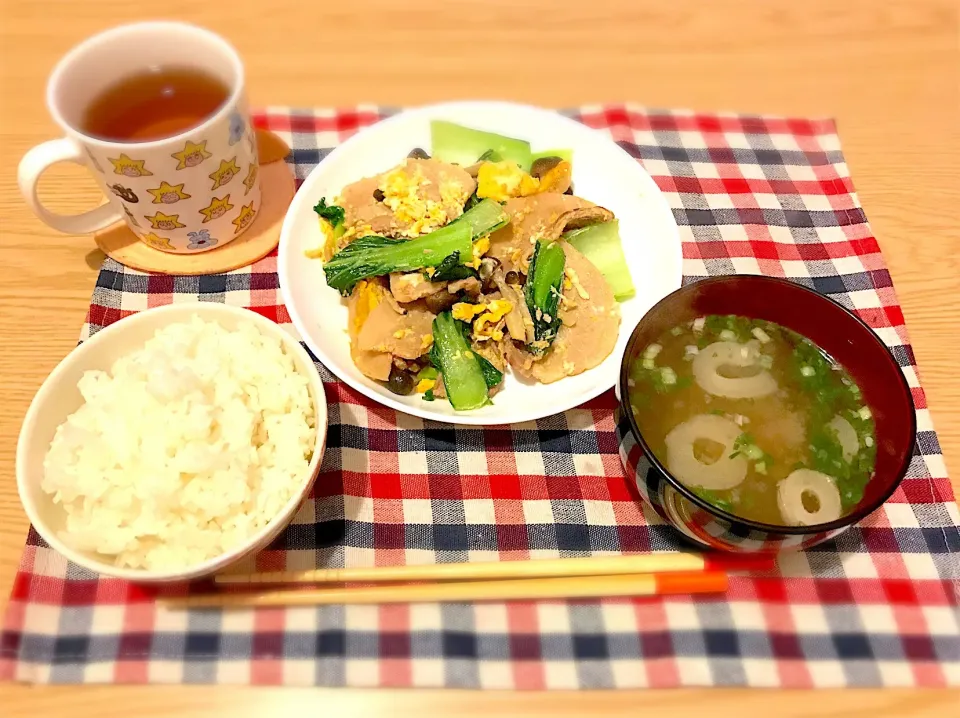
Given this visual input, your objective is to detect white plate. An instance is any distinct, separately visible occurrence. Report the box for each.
[279,101,681,425]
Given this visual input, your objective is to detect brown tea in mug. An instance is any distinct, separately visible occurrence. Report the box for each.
[80,66,229,142]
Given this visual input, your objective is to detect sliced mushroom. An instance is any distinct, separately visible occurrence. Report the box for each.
[423,289,458,314]
[537,160,572,194]
[478,257,500,282]
[530,155,564,179]
[386,366,416,395]
[543,206,615,238]
[491,267,534,343]
[447,276,482,296]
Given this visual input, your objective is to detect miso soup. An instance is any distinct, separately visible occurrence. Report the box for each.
[627,314,876,526]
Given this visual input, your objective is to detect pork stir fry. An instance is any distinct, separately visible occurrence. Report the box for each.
[306,122,635,411]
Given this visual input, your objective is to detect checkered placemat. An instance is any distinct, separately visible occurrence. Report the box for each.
[2,105,959,688]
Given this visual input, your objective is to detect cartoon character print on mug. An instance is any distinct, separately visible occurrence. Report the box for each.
[82,105,261,254]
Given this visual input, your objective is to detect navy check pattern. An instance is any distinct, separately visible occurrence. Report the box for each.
[2,105,958,688]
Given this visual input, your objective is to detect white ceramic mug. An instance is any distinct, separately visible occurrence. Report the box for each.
[18,22,261,254]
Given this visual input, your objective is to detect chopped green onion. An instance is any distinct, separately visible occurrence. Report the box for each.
[744,444,764,461]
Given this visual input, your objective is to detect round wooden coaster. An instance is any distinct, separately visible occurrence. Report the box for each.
[95,131,296,275]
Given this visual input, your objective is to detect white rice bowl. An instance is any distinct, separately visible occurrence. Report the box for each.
[16,304,327,581]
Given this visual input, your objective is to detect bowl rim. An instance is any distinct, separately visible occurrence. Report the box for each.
[617,275,917,535]
[16,303,329,582]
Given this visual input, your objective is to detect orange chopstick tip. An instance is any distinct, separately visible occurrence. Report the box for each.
[702,554,778,574]
[655,571,728,595]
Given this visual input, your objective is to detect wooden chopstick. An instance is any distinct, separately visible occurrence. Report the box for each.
[163,571,728,609]
[214,552,772,586]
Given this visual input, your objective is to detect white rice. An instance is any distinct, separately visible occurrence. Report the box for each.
[41,316,316,571]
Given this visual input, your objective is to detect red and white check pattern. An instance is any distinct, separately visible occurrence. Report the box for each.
[1,105,958,688]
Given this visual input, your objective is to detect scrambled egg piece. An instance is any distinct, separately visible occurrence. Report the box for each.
[477,161,540,202]
[451,302,488,322]
[439,174,469,210]
[380,165,463,238]
[537,160,572,194]
[469,235,491,269]
[352,280,385,334]
[309,222,373,259]
[416,378,436,393]
[476,159,573,202]
[564,267,590,300]
[473,299,514,342]
[305,216,341,260]
[451,300,513,342]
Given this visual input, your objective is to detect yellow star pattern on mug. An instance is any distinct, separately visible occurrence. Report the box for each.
[171,140,213,170]
[109,153,153,177]
[209,157,241,190]
[146,211,186,231]
[199,195,234,223]
[141,232,174,251]
[147,181,191,205]
[232,203,257,233]
[243,164,258,195]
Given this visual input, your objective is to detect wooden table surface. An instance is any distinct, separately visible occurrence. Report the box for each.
[2,0,958,714]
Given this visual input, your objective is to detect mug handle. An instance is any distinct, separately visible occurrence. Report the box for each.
[18,138,122,235]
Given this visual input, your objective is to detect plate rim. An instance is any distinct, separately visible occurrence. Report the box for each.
[278,100,682,425]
